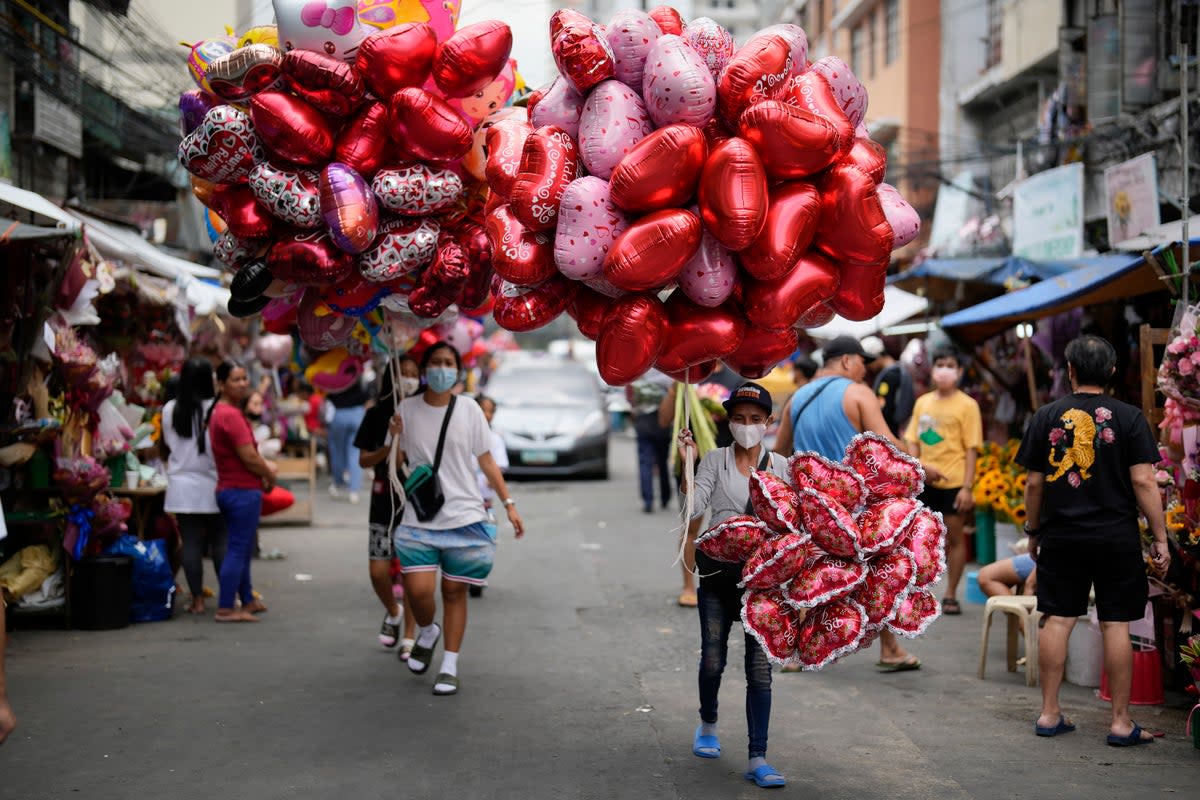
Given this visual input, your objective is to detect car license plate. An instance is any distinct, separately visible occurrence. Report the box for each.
[520,449,557,465]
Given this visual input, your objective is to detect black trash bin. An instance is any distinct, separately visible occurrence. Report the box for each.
[70,555,133,630]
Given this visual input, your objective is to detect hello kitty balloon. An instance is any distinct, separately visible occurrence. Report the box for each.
[274,0,366,62]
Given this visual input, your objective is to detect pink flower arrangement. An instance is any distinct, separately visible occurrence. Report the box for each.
[1159,311,1200,409]
[52,456,111,505]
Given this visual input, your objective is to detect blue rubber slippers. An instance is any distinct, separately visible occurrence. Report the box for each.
[1034,714,1076,737]
[692,725,721,759]
[1106,723,1155,747]
[744,764,787,788]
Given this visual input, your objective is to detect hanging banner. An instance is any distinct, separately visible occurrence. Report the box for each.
[1104,153,1160,246]
[1012,162,1084,260]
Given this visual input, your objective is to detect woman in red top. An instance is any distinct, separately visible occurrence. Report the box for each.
[207,362,278,622]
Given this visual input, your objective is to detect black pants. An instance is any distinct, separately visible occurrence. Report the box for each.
[178,513,227,598]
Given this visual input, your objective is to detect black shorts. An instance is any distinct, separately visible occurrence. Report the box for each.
[919,485,962,517]
[1034,533,1148,621]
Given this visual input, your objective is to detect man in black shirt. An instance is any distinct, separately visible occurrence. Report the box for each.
[1016,335,1170,747]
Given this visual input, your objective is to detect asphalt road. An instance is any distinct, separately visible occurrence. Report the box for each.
[2,435,1196,799]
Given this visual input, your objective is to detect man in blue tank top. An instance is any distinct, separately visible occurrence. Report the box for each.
[773,336,931,672]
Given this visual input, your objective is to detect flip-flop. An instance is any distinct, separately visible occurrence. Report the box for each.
[743,764,786,788]
[406,625,441,674]
[1035,714,1076,737]
[692,725,720,759]
[942,598,962,615]
[1106,723,1155,747]
[432,673,459,696]
[678,591,698,608]
[876,656,922,672]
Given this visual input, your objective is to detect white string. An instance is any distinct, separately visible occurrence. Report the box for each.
[672,367,700,575]
[384,328,407,525]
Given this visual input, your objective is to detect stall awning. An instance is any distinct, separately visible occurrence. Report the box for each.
[0,217,77,241]
[941,254,1152,343]
[1113,215,1200,252]
[0,183,80,232]
[889,255,1075,288]
[807,287,930,340]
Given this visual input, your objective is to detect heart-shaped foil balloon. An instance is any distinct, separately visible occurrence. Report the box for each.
[899,508,947,587]
[741,589,802,663]
[886,587,940,638]
[372,165,464,217]
[248,163,322,228]
[740,533,809,590]
[358,218,440,283]
[695,514,772,564]
[213,230,266,268]
[798,487,860,558]
[554,176,631,282]
[788,452,867,514]
[748,470,802,535]
[793,598,868,670]
[178,105,263,184]
[783,554,865,610]
[843,432,925,500]
[855,496,920,558]
[854,548,916,628]
[492,275,579,333]
[267,230,355,287]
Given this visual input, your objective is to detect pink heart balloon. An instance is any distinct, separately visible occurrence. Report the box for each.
[887,587,941,638]
[577,80,655,179]
[696,514,772,564]
[878,182,921,248]
[678,231,736,307]
[784,554,866,609]
[554,176,631,282]
[794,598,868,670]
[641,34,717,128]
[605,9,663,89]
[749,470,803,536]
[742,589,803,663]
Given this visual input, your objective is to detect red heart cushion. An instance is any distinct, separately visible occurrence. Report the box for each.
[886,587,941,638]
[788,452,867,513]
[794,598,868,670]
[797,488,859,558]
[741,534,809,589]
[842,432,925,499]
[899,507,947,587]
[783,554,865,609]
[696,515,771,563]
[855,496,920,557]
[741,589,802,663]
[852,548,916,628]
[749,470,802,535]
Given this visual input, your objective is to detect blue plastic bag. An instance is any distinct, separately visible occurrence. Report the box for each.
[104,534,175,622]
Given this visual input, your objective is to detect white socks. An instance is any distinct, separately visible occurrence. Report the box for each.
[700,722,718,738]
[384,612,402,626]
[416,623,440,648]
[439,651,459,677]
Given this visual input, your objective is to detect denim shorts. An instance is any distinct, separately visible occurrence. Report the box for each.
[394,521,496,586]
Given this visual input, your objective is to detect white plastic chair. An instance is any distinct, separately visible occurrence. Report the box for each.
[978,595,1041,687]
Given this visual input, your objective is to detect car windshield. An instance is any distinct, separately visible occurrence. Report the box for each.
[487,366,598,407]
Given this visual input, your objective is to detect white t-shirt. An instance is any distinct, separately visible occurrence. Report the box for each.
[161,399,219,514]
[478,429,509,501]
[398,394,491,529]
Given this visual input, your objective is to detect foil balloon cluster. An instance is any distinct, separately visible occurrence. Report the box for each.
[695,433,947,669]
[178,0,520,357]
[482,7,921,385]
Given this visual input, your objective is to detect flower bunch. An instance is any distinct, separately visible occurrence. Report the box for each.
[696,382,731,421]
[973,440,1028,524]
[1158,308,1200,409]
[52,456,110,505]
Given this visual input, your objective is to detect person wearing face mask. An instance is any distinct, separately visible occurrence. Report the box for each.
[904,348,983,616]
[355,355,421,653]
[676,382,792,789]
[391,342,525,696]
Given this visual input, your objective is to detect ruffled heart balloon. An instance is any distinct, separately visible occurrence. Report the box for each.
[748,470,802,535]
[741,533,809,590]
[696,515,771,563]
[793,598,867,670]
[741,589,802,663]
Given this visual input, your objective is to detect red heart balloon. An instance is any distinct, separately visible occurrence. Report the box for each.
[788,453,867,512]
[794,301,836,328]
[648,5,684,35]
[794,598,868,669]
[782,71,854,154]
[843,432,926,498]
[178,105,263,184]
[357,217,440,283]
[784,554,866,609]
[716,33,792,125]
[742,251,840,331]
[662,359,721,384]
[656,292,746,373]
[738,100,842,180]
[857,497,920,557]
[248,162,322,228]
[552,16,616,94]
[855,548,916,627]
[249,91,334,166]
[798,487,860,557]
[388,88,473,162]
[484,119,534,201]
[898,508,947,588]
[433,20,513,98]
[566,285,613,340]
[814,164,894,268]
[843,136,887,184]
[749,470,803,535]
[408,241,470,318]
[740,181,821,280]
[549,9,593,42]
[492,274,578,332]
[596,294,667,385]
[604,209,702,292]
[887,587,940,638]
[443,220,493,309]
[698,137,768,251]
[828,262,887,322]
[696,514,771,563]
[724,325,797,380]
[332,102,391,180]
[268,230,355,286]
[205,44,283,103]
[209,184,274,239]
[486,204,556,287]
[355,23,437,98]
[319,275,388,316]
[742,533,810,590]
[742,589,802,663]
[609,124,708,214]
[281,49,364,115]
[509,125,581,231]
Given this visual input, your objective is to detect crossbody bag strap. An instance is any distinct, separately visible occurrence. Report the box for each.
[431,396,456,475]
[742,447,772,515]
[790,377,838,429]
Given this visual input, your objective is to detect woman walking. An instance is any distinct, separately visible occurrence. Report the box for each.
[208,362,277,623]
[161,358,224,615]
[326,374,370,504]
[393,342,524,695]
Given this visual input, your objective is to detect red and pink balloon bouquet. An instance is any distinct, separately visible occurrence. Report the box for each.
[482,7,921,385]
[179,0,517,354]
[698,432,947,669]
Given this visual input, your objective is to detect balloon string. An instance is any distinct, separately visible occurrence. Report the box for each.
[384,326,406,525]
[673,367,700,577]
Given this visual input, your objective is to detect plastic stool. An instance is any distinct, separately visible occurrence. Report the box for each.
[978,595,1040,687]
[1099,646,1165,705]
[966,571,988,604]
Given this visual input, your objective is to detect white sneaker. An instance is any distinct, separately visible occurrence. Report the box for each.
[329,485,342,499]
[349,492,360,505]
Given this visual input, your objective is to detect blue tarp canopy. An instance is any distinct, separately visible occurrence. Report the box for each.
[889,255,1075,288]
[940,253,1153,342]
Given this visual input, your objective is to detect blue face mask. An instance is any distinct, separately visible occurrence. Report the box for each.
[426,366,458,394]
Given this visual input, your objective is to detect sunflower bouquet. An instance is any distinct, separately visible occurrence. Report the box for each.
[973,440,1028,525]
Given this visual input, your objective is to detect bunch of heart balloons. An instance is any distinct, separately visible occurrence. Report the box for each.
[177,0,522,356]
[481,6,921,385]
[696,433,947,670]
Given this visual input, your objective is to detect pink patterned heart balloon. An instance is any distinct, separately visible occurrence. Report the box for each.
[783,554,866,609]
[554,176,631,282]
[887,587,940,638]
[788,452,867,513]
[372,165,464,216]
[808,55,868,128]
[842,432,925,499]
[741,589,802,663]
[749,470,802,535]
[899,508,947,587]
[798,487,860,558]
[794,598,868,670]
[854,548,916,627]
[682,17,736,79]
[678,231,736,308]
[878,182,921,248]
[855,496,920,557]
[178,105,263,184]
[741,533,809,590]
[248,162,322,228]
[577,80,655,180]
[695,514,771,564]
[357,218,440,283]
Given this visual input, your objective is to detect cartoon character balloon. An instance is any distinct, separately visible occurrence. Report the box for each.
[274,0,366,62]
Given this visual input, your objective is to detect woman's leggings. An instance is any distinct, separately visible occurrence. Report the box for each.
[177,512,227,598]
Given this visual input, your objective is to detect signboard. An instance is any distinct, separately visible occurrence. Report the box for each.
[1104,153,1160,246]
[1012,162,1084,260]
[33,87,83,159]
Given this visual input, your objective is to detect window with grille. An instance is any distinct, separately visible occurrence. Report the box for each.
[885,0,899,65]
